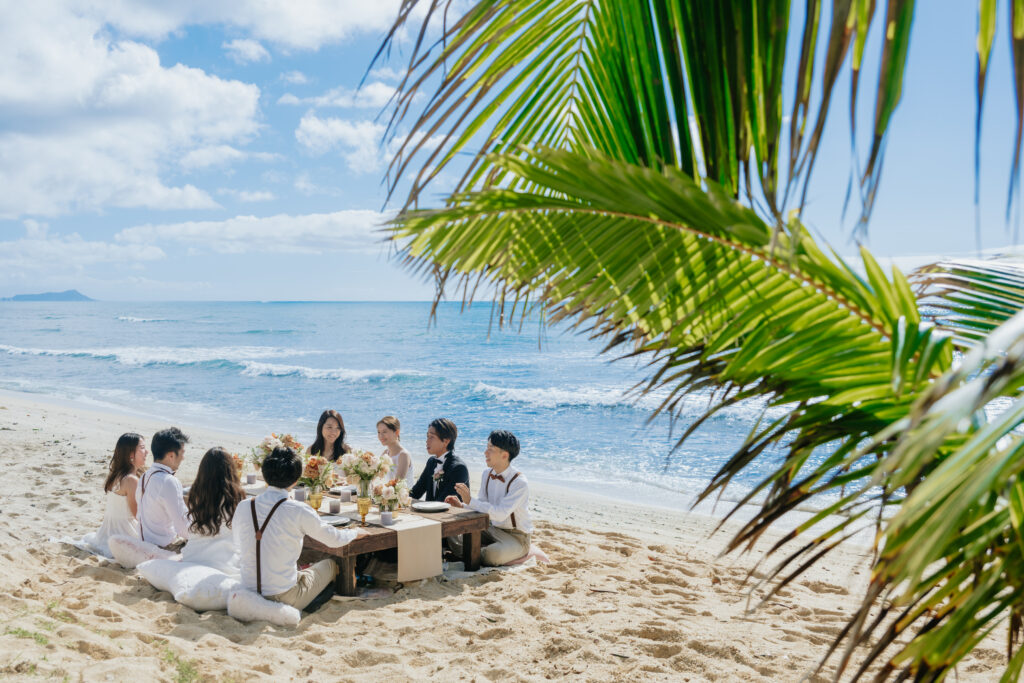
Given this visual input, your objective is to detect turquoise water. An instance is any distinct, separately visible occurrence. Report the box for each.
[0,301,796,507]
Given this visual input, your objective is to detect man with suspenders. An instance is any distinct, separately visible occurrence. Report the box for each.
[232,446,365,610]
[136,427,191,551]
[446,430,532,566]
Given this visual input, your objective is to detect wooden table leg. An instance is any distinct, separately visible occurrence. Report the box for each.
[335,556,357,596]
[462,530,481,571]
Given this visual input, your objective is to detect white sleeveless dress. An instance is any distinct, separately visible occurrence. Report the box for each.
[72,488,140,558]
[181,523,240,579]
[382,448,415,486]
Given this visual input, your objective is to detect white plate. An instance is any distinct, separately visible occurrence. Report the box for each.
[319,515,353,526]
[412,501,450,513]
[329,485,356,494]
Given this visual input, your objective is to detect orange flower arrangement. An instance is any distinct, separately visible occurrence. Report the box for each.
[299,454,333,492]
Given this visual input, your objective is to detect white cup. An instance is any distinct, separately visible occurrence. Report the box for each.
[329,498,341,514]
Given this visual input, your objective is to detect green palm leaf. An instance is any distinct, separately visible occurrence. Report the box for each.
[912,259,1024,347]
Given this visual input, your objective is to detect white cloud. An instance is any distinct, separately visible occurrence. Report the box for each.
[0,230,165,273]
[180,145,281,170]
[223,38,270,64]
[294,113,445,174]
[295,114,385,171]
[217,189,276,202]
[84,1,430,51]
[278,81,395,109]
[293,173,323,196]
[116,210,392,253]
[0,3,261,218]
[23,219,49,239]
[369,66,404,82]
[281,70,309,84]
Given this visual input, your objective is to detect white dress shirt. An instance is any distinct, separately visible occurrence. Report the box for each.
[232,487,359,597]
[432,451,451,496]
[136,462,190,547]
[467,465,533,534]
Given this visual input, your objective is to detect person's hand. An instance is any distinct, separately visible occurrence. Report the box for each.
[454,483,471,504]
[445,495,463,508]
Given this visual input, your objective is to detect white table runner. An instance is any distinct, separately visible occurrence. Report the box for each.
[317,503,442,583]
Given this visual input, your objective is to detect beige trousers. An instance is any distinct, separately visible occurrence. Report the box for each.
[268,559,338,610]
[450,526,531,566]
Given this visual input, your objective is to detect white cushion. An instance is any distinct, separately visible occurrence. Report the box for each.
[137,560,239,612]
[109,535,178,569]
[227,588,300,627]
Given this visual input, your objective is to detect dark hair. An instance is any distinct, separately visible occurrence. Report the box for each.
[377,415,400,435]
[152,427,189,461]
[488,430,520,461]
[262,446,303,489]
[103,432,144,493]
[311,410,351,462]
[187,448,245,536]
[429,418,458,453]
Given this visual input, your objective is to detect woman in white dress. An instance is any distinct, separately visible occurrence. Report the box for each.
[181,447,245,579]
[75,433,147,558]
[377,416,414,485]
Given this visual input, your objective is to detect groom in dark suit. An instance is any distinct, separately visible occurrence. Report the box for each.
[411,418,469,502]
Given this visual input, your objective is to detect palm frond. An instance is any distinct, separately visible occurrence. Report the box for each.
[376,0,917,227]
[393,144,952,568]
[911,259,1024,347]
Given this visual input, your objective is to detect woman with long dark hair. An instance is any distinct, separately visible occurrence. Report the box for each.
[309,409,351,462]
[181,447,245,577]
[70,433,147,557]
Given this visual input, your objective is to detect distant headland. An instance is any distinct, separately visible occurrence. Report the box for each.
[1,289,94,302]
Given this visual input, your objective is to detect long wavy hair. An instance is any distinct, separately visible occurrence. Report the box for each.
[310,409,351,462]
[103,432,144,493]
[187,447,245,536]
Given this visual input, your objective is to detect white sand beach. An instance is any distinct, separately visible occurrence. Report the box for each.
[0,388,1006,681]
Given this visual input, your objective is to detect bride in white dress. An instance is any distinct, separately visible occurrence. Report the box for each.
[181,447,244,579]
[72,433,147,558]
[377,416,414,485]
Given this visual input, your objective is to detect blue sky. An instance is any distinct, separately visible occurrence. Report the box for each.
[0,1,1020,300]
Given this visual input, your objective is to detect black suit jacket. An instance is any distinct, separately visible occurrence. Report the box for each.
[411,452,470,502]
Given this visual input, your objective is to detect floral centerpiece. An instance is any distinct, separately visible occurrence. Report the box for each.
[249,433,303,471]
[299,454,334,492]
[298,454,333,510]
[338,449,393,525]
[373,478,412,513]
[230,452,245,478]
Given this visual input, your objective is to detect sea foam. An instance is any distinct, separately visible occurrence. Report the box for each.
[0,344,315,367]
[240,361,422,383]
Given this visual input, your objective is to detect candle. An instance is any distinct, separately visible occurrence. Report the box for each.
[293,487,306,502]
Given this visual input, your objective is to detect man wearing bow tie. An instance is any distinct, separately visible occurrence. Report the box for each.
[447,430,532,566]
[410,418,469,503]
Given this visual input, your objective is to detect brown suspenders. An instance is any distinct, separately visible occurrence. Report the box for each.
[250,498,287,595]
[483,469,522,529]
[138,469,169,543]
[505,472,521,529]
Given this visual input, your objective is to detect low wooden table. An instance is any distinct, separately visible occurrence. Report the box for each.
[299,505,489,596]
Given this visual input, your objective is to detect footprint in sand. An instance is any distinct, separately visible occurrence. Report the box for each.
[643,643,683,659]
[800,579,849,595]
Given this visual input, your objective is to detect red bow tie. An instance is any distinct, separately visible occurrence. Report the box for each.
[489,472,505,482]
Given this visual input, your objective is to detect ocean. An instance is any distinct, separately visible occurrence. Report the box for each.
[0,301,799,510]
